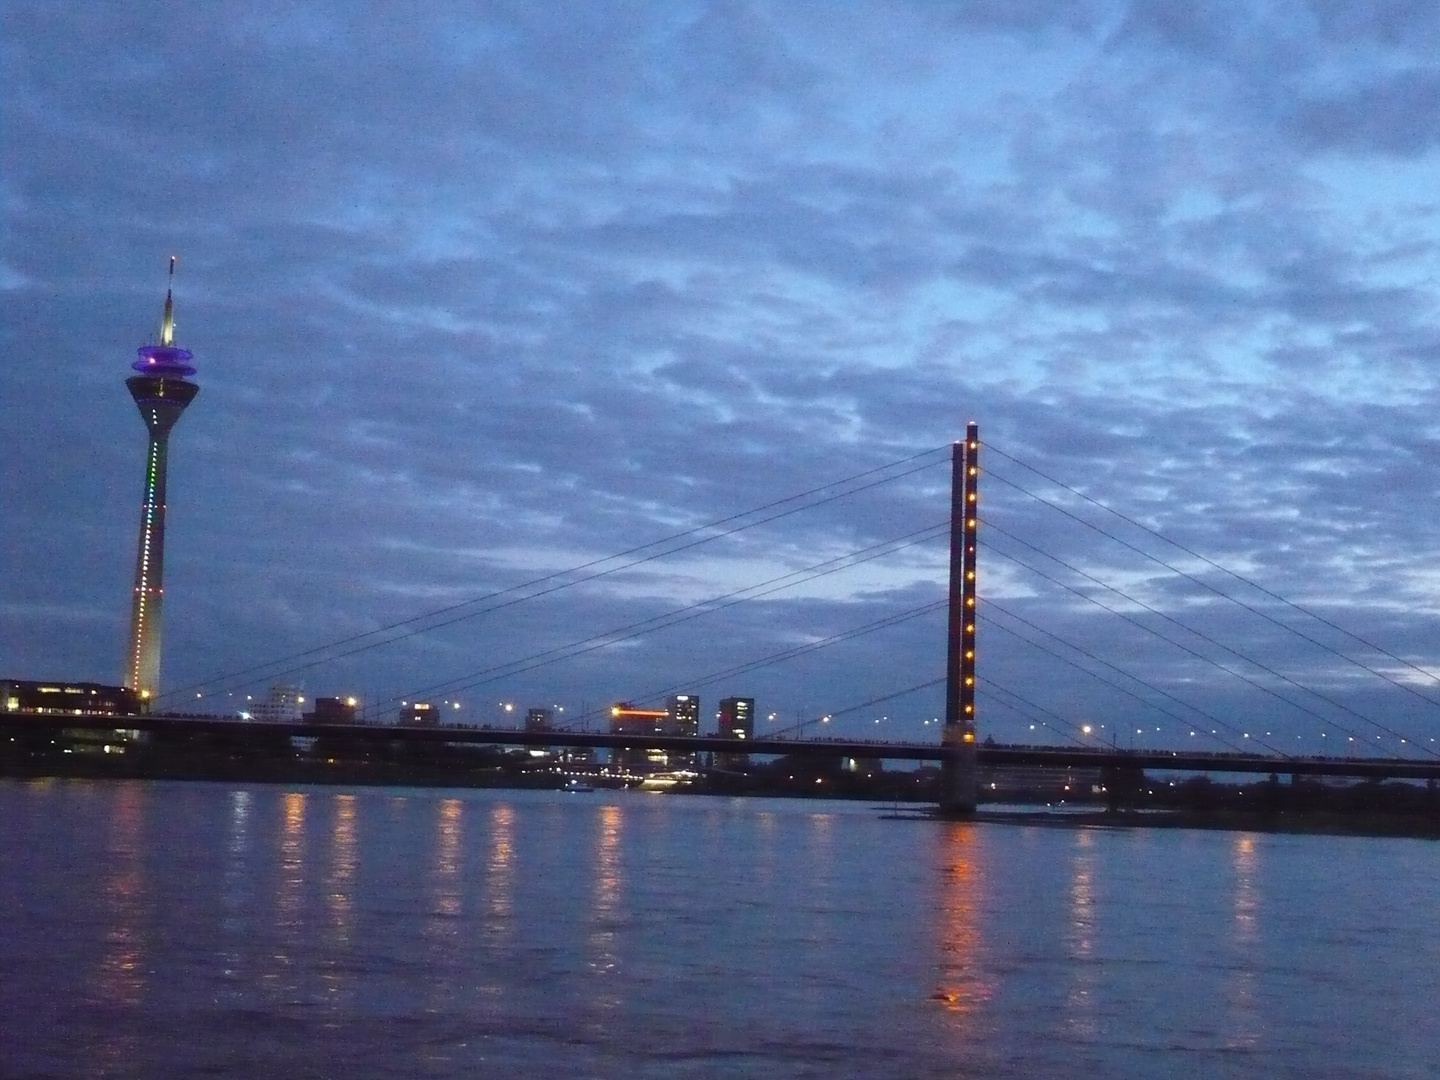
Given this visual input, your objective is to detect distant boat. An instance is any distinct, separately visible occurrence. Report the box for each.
[563,778,595,793]
[637,771,696,792]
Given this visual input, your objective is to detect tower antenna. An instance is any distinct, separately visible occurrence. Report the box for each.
[160,256,177,347]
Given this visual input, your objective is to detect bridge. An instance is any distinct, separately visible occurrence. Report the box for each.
[10,712,1440,783]
[38,421,1432,809]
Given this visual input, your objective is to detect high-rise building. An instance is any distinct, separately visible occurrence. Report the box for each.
[525,707,552,732]
[716,697,752,739]
[609,702,670,773]
[249,684,304,723]
[305,696,358,725]
[400,701,438,726]
[667,694,699,737]
[716,696,754,770]
[124,259,199,705]
[609,703,669,735]
[666,694,700,770]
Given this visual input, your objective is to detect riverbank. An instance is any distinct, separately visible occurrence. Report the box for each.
[961,806,1440,840]
[4,753,1437,839]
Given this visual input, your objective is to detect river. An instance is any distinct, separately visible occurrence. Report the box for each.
[1,779,1436,1078]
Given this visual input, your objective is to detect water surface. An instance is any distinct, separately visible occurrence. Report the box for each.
[2,779,1436,1078]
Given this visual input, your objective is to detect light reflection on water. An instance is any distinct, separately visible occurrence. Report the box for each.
[421,796,466,1057]
[428,795,465,959]
[321,794,358,1009]
[261,790,307,1002]
[327,794,358,939]
[798,810,837,1013]
[218,789,251,995]
[5,783,1440,1080]
[588,801,625,1019]
[1228,832,1261,1051]
[482,801,512,932]
[755,809,777,888]
[277,790,306,928]
[93,782,147,1010]
[932,822,987,1027]
[1065,827,1097,1039]
[90,782,147,1080]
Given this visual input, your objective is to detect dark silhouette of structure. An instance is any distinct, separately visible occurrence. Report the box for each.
[124,258,199,704]
[0,679,141,717]
[716,696,754,769]
[940,422,980,813]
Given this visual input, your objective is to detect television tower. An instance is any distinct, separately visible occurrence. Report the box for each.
[124,258,199,705]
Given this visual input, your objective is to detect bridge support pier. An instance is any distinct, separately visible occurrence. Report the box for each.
[939,737,978,815]
[939,424,980,816]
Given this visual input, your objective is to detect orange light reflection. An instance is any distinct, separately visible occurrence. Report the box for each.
[931,820,990,1028]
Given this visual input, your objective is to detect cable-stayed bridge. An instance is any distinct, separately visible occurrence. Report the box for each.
[138,423,1439,804]
[15,712,1440,783]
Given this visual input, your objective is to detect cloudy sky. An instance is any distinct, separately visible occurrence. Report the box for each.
[4,1,1438,754]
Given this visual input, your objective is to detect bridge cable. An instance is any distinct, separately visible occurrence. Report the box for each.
[559,599,949,733]
[983,601,1264,756]
[985,443,1440,704]
[567,600,946,732]
[766,677,948,741]
[167,446,951,701]
[984,523,1433,757]
[389,522,950,711]
[986,544,1393,757]
[978,478,1432,753]
[978,680,1094,748]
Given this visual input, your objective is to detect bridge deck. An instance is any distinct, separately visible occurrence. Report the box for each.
[6,713,1440,781]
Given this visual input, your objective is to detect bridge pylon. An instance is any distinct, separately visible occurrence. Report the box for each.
[940,422,980,814]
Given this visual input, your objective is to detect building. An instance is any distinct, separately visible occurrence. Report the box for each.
[977,763,1103,801]
[715,696,754,770]
[304,697,358,725]
[530,708,593,762]
[605,696,701,773]
[609,702,671,773]
[667,694,699,737]
[399,701,438,727]
[1,680,142,717]
[665,694,700,771]
[247,685,303,724]
[124,259,200,705]
[716,697,753,739]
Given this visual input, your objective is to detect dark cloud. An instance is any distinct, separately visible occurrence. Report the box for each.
[1306,0,1440,47]
[1292,69,1440,155]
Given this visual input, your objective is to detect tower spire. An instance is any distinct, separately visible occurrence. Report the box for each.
[160,255,176,347]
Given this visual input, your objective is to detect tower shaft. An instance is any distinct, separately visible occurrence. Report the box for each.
[941,422,980,814]
[127,431,173,700]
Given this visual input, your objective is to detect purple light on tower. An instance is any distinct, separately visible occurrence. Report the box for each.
[125,258,199,705]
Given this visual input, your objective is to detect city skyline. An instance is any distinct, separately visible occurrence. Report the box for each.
[4,3,1438,750]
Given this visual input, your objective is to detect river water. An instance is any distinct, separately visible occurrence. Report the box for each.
[2,779,1437,1079]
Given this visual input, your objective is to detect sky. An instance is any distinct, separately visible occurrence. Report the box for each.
[3,1,1438,755]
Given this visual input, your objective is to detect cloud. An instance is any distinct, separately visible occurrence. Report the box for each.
[3,2,1438,752]
[1293,70,1440,156]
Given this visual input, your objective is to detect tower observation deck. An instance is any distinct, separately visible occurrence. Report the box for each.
[124,258,199,704]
